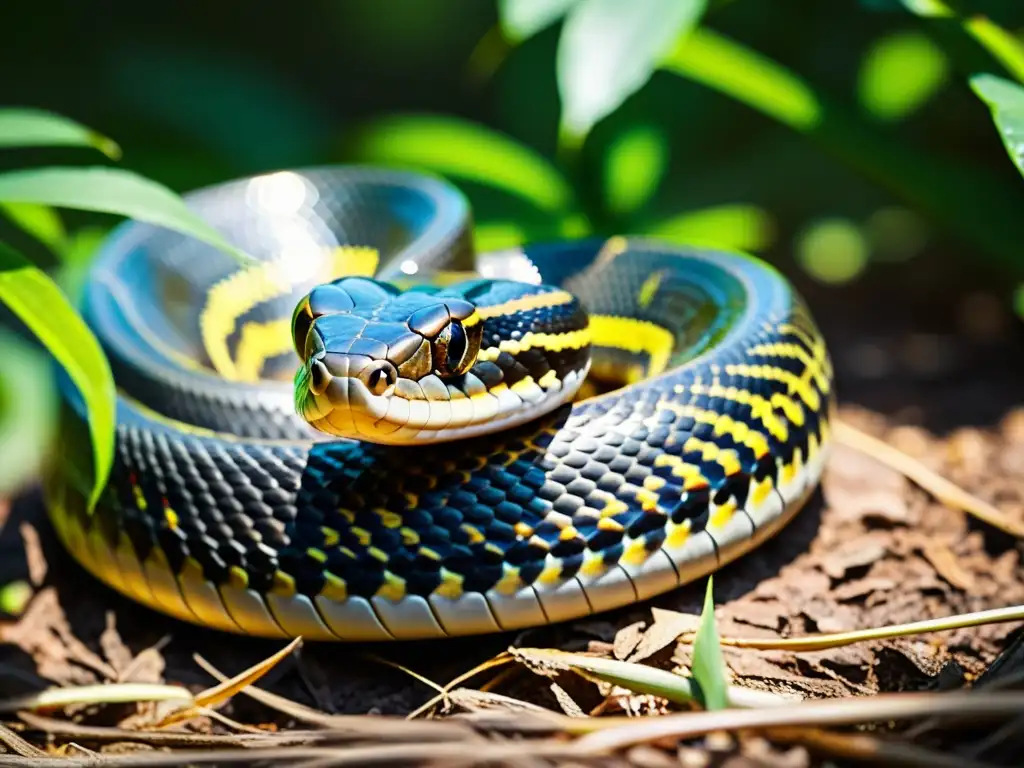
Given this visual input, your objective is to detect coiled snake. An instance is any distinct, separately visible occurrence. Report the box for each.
[45,167,835,641]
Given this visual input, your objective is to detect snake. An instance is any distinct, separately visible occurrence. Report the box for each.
[44,167,835,641]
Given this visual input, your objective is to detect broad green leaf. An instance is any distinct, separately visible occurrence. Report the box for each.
[603,125,667,218]
[557,0,707,142]
[858,31,949,120]
[971,74,1024,180]
[691,577,728,710]
[646,204,774,252]
[499,0,579,42]
[0,167,252,265]
[0,242,114,511]
[0,330,55,498]
[965,16,1024,84]
[0,108,120,159]
[0,202,66,254]
[662,27,822,130]
[345,115,575,213]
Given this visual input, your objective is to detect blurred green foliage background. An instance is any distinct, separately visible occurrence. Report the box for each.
[3,0,1024,506]
[2,0,1024,283]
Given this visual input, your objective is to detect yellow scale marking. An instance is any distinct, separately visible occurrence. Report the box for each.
[201,245,379,381]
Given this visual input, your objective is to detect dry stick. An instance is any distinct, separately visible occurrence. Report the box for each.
[833,420,1024,538]
[0,723,45,759]
[767,726,998,768]
[0,740,580,768]
[193,655,480,742]
[154,636,303,728]
[406,652,515,720]
[703,604,1024,653]
[572,690,1024,753]
[361,652,446,694]
[16,711,321,748]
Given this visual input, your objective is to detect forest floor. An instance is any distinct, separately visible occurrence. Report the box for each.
[1,257,1023,766]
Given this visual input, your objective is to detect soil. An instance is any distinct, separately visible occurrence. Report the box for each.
[1,254,1023,766]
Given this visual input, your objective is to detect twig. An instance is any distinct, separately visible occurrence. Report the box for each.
[703,605,1024,653]
[17,711,321,748]
[768,726,1000,768]
[0,723,45,758]
[572,690,1024,753]
[406,652,514,720]
[155,636,303,728]
[193,654,479,741]
[0,740,579,767]
[833,420,1024,538]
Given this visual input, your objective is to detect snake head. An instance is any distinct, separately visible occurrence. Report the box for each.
[292,276,590,445]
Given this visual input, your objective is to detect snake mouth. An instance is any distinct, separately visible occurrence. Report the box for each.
[297,351,399,438]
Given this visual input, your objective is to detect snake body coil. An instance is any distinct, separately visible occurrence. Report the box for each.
[45,168,835,641]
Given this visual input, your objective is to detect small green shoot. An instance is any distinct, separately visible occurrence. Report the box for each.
[690,576,728,710]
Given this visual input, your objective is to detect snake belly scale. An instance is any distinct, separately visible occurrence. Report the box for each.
[45,167,835,641]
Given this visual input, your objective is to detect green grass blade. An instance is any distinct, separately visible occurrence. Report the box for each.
[661,27,1024,273]
[556,0,707,143]
[662,27,822,129]
[0,166,252,265]
[0,242,114,511]
[0,202,66,255]
[691,577,729,710]
[344,115,575,214]
[510,647,789,708]
[971,73,1024,181]
[0,330,55,498]
[965,16,1024,84]
[0,108,121,159]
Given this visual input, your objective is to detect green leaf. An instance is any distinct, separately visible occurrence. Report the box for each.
[0,202,66,254]
[344,115,575,214]
[557,0,707,142]
[858,31,949,120]
[498,0,579,42]
[0,167,252,265]
[646,204,775,252]
[603,125,668,218]
[0,108,121,159]
[662,27,822,130]
[660,27,1024,272]
[0,242,114,511]
[510,647,788,707]
[0,330,55,498]
[893,0,953,15]
[965,16,1024,84]
[971,73,1024,180]
[691,577,728,710]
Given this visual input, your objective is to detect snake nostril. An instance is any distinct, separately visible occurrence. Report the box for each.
[309,359,332,396]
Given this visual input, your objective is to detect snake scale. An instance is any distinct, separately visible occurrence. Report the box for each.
[45,167,835,641]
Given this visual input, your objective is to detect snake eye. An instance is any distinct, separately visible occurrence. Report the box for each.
[291,296,313,359]
[433,320,481,378]
[360,360,397,396]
